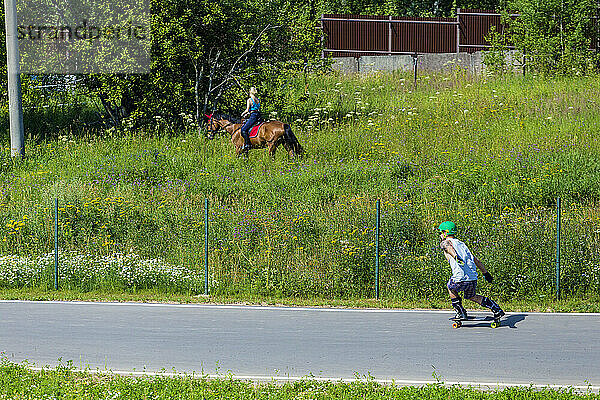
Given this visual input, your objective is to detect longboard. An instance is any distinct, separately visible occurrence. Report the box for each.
[449,315,501,329]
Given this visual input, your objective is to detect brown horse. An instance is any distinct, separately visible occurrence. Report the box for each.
[206,114,304,158]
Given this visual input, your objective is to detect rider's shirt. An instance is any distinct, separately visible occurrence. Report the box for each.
[441,238,478,282]
[249,98,260,113]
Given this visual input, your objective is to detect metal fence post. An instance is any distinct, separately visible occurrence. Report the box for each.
[555,197,561,299]
[413,53,418,89]
[456,8,461,53]
[205,198,209,296]
[375,199,380,299]
[54,199,58,290]
[388,15,393,55]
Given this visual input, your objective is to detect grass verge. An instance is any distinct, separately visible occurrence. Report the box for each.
[1,360,599,399]
[2,288,600,312]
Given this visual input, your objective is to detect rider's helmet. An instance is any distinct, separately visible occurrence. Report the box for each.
[438,221,457,235]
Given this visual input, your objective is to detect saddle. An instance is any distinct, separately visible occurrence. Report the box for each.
[249,122,265,138]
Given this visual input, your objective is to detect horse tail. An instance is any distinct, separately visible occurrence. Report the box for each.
[283,124,304,156]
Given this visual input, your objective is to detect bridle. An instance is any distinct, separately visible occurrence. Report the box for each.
[205,113,218,139]
[205,113,238,139]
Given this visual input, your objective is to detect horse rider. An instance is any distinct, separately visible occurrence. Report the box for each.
[240,87,261,152]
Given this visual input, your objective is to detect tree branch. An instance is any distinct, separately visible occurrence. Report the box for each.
[209,24,281,94]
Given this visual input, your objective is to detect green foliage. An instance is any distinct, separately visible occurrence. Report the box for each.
[483,25,510,75]
[110,0,330,129]
[508,0,600,75]
[0,0,514,141]
[1,73,600,302]
[318,0,506,17]
[0,0,327,138]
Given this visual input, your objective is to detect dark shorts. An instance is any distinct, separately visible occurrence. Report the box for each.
[447,279,477,299]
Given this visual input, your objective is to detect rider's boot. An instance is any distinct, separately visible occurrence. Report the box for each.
[482,296,505,319]
[241,132,251,152]
[493,308,506,320]
[451,297,468,320]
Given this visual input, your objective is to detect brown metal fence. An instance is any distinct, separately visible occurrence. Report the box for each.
[321,9,514,57]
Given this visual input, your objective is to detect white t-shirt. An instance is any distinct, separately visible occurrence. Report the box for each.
[442,238,478,282]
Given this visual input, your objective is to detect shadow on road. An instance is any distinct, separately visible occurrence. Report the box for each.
[503,313,527,329]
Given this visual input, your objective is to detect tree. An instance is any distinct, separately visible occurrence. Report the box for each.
[508,0,599,74]
[89,0,326,134]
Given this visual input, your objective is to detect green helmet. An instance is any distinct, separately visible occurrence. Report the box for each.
[438,221,457,235]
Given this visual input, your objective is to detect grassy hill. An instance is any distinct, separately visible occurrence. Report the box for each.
[1,72,599,307]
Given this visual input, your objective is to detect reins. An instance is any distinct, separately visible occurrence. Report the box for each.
[206,114,239,136]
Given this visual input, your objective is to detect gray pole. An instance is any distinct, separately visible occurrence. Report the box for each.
[555,197,561,299]
[375,199,380,299]
[4,0,25,157]
[205,198,209,296]
[55,199,59,290]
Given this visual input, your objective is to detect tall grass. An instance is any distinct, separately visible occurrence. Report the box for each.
[1,360,599,399]
[0,72,599,301]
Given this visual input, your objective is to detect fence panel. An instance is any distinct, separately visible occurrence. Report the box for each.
[458,9,503,52]
[322,10,515,57]
[322,14,390,57]
[393,17,457,54]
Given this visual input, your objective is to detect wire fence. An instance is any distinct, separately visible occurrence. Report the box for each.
[0,197,598,300]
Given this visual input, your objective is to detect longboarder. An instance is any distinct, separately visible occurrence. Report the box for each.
[437,221,505,327]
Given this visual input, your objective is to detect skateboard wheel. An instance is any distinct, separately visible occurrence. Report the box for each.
[491,321,499,328]
[452,321,461,329]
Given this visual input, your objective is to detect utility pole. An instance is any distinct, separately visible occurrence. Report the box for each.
[4,0,25,157]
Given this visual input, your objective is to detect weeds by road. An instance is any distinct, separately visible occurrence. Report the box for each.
[1,359,598,399]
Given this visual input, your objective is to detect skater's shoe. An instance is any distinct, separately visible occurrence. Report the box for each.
[482,297,504,319]
[453,310,468,320]
[451,297,468,320]
[452,308,468,320]
[493,308,505,320]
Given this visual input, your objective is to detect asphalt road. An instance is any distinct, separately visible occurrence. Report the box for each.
[2,301,599,388]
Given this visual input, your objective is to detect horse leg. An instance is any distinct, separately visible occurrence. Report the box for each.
[281,141,294,158]
[268,142,276,158]
[233,140,243,157]
[270,138,285,158]
[232,134,245,157]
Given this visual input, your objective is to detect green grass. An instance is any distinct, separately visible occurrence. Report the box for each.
[0,72,599,303]
[2,288,600,312]
[1,359,599,399]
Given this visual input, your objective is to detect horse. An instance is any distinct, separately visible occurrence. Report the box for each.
[206,114,304,158]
